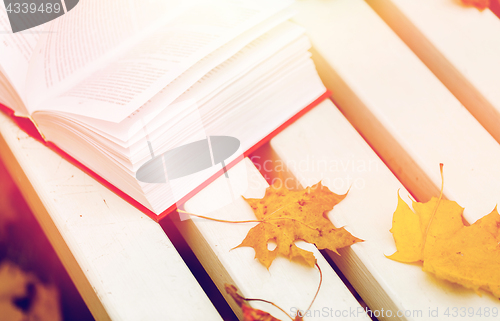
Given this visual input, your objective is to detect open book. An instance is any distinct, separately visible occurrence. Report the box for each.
[0,0,326,218]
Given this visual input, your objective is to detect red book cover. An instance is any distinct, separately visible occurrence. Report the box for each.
[0,89,331,222]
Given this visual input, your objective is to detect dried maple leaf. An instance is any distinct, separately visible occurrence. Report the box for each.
[236,181,362,268]
[226,284,282,321]
[461,0,490,10]
[241,304,283,321]
[225,284,305,321]
[388,165,500,298]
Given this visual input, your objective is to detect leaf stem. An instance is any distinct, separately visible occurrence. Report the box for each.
[177,209,317,231]
[244,298,294,321]
[305,263,323,313]
[177,209,262,224]
[237,263,322,321]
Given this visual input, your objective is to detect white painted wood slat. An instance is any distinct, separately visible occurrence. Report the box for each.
[271,98,500,321]
[366,0,500,145]
[293,0,500,223]
[281,0,500,319]
[0,111,223,321]
[177,158,371,321]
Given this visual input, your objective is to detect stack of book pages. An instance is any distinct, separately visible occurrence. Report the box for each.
[0,0,326,216]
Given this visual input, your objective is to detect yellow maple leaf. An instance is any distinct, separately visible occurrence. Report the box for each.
[388,166,500,298]
[236,181,362,268]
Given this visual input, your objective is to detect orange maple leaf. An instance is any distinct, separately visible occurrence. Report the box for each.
[236,181,362,268]
[388,165,500,298]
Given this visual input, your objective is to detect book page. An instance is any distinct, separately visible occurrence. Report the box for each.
[0,4,42,114]
[58,10,297,144]
[24,0,191,113]
[176,31,309,108]
[43,28,311,169]
[29,0,292,122]
[0,72,19,108]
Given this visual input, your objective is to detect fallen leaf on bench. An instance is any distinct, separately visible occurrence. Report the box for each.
[388,164,500,298]
[226,284,307,321]
[237,181,362,268]
[225,263,322,320]
[226,284,283,321]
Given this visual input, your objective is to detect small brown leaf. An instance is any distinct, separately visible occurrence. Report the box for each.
[225,284,283,321]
